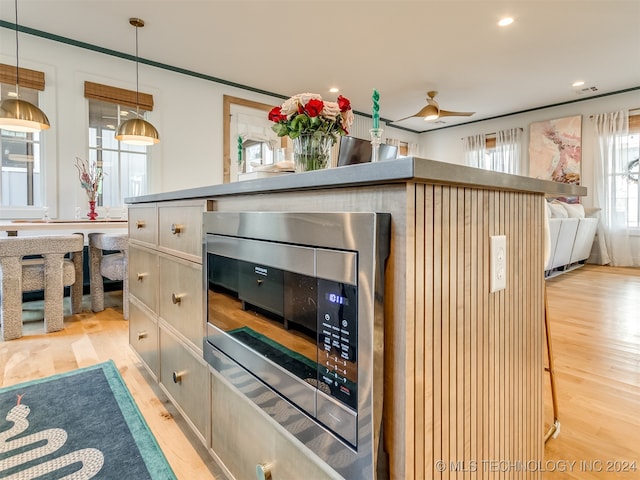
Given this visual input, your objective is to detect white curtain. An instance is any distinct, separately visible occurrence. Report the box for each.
[463,134,486,168]
[495,127,523,174]
[592,110,637,266]
[407,143,419,156]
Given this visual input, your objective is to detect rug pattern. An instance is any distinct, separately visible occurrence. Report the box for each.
[0,361,176,479]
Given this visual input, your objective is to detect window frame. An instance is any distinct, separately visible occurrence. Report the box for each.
[87,98,150,208]
[85,81,154,208]
[612,113,640,230]
[0,72,56,219]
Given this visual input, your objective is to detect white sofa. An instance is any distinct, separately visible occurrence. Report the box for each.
[545,200,599,278]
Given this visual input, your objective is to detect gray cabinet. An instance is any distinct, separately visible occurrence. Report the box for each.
[129,199,344,479]
[210,373,343,480]
[128,200,210,444]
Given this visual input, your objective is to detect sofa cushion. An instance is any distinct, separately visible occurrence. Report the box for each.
[548,201,568,218]
[560,201,585,218]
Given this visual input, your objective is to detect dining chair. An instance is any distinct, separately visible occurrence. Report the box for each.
[0,233,84,341]
[88,232,129,319]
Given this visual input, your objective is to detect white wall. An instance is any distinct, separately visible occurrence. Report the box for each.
[1,29,285,219]
[2,29,419,220]
[417,89,640,210]
[5,27,636,222]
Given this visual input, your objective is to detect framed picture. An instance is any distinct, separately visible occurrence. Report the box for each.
[529,115,582,185]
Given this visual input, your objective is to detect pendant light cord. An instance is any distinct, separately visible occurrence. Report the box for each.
[14,0,21,96]
[136,24,140,118]
[135,22,140,118]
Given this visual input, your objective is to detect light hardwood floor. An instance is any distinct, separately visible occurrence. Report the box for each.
[543,265,640,479]
[0,292,226,480]
[2,265,639,480]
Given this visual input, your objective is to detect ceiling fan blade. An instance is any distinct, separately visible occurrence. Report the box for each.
[395,105,439,122]
[438,109,475,117]
[396,105,431,122]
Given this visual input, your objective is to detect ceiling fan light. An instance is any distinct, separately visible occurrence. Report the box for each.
[0,98,51,132]
[422,104,440,121]
[115,117,160,145]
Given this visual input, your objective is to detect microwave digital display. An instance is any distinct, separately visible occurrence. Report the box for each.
[326,292,350,306]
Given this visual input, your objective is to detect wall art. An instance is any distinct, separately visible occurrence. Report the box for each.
[529,115,582,185]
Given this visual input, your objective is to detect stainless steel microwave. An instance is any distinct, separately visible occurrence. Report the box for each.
[203,211,390,479]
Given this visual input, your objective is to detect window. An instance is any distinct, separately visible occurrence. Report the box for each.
[85,82,154,206]
[464,128,523,174]
[1,64,47,212]
[614,113,640,228]
[0,83,45,208]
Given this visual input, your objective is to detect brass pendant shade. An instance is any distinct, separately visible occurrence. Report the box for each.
[0,98,51,133]
[0,0,50,133]
[115,117,159,145]
[115,17,159,146]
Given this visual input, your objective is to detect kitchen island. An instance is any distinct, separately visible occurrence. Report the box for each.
[126,157,585,480]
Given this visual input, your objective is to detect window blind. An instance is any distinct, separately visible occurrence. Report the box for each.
[0,63,45,91]
[84,81,154,111]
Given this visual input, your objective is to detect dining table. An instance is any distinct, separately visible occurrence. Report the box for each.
[0,219,128,239]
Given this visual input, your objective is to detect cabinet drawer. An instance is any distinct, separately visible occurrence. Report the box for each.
[158,202,205,262]
[210,372,340,480]
[158,255,203,350]
[160,328,209,440]
[129,300,159,379]
[129,245,158,312]
[129,204,157,247]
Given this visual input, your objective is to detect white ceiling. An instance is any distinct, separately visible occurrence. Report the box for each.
[1,0,639,133]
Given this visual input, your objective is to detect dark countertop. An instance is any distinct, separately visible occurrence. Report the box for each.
[126,157,587,204]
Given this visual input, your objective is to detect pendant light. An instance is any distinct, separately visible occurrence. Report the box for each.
[115,18,159,146]
[0,0,50,133]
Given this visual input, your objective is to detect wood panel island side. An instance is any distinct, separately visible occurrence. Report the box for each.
[126,157,585,480]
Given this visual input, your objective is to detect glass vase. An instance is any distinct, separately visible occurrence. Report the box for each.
[292,133,333,172]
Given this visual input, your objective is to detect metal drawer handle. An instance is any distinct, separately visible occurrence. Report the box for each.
[137,331,147,340]
[172,370,186,384]
[136,220,145,229]
[137,272,147,281]
[171,293,183,305]
[255,463,273,480]
[170,223,183,235]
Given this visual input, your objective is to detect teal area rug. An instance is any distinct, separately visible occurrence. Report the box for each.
[0,360,176,479]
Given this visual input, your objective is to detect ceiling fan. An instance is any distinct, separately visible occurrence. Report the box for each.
[397,91,475,122]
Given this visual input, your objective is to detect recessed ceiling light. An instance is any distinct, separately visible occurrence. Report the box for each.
[329,87,339,93]
[498,17,514,27]
[572,80,585,87]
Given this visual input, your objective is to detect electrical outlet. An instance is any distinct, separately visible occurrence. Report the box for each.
[490,235,507,293]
